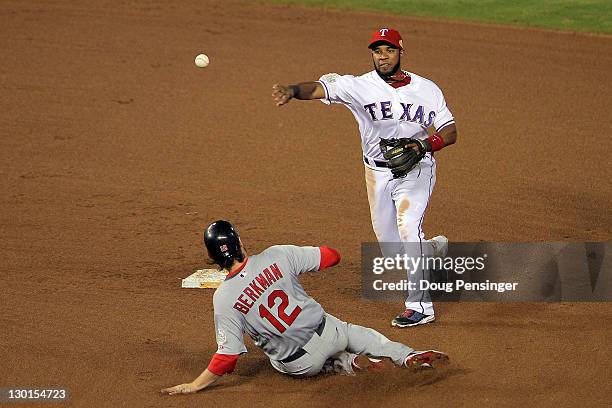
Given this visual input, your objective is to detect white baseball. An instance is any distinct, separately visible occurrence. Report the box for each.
[195,54,209,68]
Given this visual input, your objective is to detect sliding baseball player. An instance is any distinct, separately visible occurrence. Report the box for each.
[161,220,448,395]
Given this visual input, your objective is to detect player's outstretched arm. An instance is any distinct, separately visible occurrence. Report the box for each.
[272,82,325,106]
[161,369,220,395]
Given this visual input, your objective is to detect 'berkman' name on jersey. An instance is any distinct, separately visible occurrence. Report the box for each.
[363,101,436,127]
[232,263,283,314]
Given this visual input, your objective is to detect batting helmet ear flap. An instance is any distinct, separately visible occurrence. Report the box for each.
[203,220,244,268]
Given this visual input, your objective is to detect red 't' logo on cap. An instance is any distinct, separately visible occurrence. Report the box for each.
[368,28,403,49]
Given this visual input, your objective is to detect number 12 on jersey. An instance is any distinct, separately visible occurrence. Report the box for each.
[258,289,302,333]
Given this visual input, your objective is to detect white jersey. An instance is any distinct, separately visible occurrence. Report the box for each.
[212,245,324,361]
[318,71,455,159]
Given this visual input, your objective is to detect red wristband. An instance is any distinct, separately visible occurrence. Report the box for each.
[427,133,445,152]
[207,353,239,376]
[319,246,341,270]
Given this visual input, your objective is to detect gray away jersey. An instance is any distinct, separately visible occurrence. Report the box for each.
[212,245,324,361]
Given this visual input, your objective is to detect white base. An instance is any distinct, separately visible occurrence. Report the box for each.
[181,269,228,289]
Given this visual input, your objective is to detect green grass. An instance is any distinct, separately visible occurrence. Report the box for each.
[268,0,612,34]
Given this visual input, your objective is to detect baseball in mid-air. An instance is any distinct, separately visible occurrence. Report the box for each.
[195,53,209,68]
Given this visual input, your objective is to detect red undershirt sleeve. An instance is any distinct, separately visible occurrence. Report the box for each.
[207,353,240,376]
[319,246,341,270]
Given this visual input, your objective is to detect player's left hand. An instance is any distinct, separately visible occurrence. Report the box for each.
[272,84,294,106]
[380,137,430,179]
[406,139,431,156]
[160,382,200,396]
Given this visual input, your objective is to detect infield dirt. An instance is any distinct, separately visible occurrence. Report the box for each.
[1,1,611,407]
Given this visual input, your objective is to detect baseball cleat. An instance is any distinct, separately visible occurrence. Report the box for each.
[404,350,449,369]
[391,309,435,328]
[429,235,449,258]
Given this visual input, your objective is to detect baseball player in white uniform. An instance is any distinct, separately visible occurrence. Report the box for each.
[161,220,448,395]
[272,28,457,328]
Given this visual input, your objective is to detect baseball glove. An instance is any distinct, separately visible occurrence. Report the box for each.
[379,137,431,179]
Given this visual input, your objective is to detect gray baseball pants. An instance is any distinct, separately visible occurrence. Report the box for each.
[269,312,413,376]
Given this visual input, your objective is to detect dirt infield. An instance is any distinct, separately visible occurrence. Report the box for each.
[1,1,611,407]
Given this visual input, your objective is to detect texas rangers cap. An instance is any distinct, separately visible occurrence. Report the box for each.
[368,28,403,49]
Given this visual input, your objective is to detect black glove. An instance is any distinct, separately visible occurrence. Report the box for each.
[379,138,431,179]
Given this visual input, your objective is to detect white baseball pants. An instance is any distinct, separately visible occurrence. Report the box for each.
[364,154,437,315]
